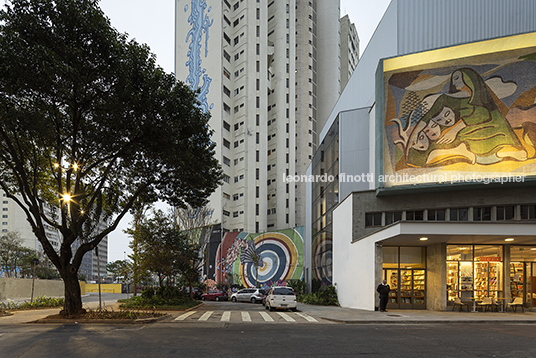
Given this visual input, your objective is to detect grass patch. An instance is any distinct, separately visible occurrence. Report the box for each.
[117,295,201,310]
[0,296,64,311]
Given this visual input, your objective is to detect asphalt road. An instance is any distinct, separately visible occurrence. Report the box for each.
[1,301,535,357]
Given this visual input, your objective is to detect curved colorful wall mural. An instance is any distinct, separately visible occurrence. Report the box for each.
[215,227,304,288]
[183,0,213,112]
[381,32,536,188]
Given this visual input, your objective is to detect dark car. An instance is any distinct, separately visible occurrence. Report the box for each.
[184,287,203,300]
[201,289,229,301]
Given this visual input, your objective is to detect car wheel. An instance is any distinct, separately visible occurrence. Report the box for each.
[201,296,205,301]
[291,307,298,312]
[215,297,220,301]
[251,297,256,304]
[265,303,269,310]
[231,297,237,302]
[268,303,274,312]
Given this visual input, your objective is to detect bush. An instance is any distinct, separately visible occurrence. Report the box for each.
[117,295,199,310]
[0,296,64,310]
[297,285,339,306]
[288,279,307,295]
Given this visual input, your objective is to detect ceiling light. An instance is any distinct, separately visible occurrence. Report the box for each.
[505,238,514,242]
[419,237,428,241]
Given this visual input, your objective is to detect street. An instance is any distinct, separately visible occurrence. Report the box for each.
[1,301,536,357]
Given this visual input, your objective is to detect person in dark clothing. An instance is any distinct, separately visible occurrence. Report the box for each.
[377,279,391,312]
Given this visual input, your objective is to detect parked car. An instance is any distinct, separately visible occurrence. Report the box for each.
[184,287,203,300]
[231,288,265,303]
[201,289,229,301]
[265,286,297,311]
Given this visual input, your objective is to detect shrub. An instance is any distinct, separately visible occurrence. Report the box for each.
[297,285,339,306]
[0,296,64,310]
[288,279,307,295]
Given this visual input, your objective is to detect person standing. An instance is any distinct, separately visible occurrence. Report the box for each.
[377,279,391,312]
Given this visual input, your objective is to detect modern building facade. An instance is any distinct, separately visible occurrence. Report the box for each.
[175,0,349,234]
[306,0,536,311]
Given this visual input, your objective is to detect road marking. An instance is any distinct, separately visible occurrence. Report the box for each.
[277,312,296,322]
[241,311,251,322]
[199,311,213,321]
[174,311,197,321]
[295,312,318,322]
[221,311,231,321]
[259,311,274,322]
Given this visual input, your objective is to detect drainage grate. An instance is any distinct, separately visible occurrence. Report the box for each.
[386,314,402,317]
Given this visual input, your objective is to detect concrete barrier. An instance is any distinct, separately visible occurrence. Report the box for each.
[0,277,64,301]
[84,283,122,294]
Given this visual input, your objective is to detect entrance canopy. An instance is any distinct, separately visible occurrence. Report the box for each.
[360,222,536,247]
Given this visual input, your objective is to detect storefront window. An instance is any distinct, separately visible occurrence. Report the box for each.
[447,245,473,261]
[447,245,503,301]
[400,247,426,269]
[383,247,398,268]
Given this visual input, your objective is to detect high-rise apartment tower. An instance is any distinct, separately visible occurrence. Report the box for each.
[175,0,346,233]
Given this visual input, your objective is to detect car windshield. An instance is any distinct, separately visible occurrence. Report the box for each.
[273,288,294,295]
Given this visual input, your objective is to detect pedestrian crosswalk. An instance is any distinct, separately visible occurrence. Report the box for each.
[174,310,320,324]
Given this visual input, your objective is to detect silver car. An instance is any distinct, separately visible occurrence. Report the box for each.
[231,288,265,303]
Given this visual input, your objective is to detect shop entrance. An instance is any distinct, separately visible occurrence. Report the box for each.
[384,268,426,309]
[510,262,536,310]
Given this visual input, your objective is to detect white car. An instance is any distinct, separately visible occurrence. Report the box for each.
[231,288,265,303]
[265,286,297,311]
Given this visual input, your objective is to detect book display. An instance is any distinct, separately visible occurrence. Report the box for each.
[510,263,524,298]
[474,261,502,299]
[414,270,425,305]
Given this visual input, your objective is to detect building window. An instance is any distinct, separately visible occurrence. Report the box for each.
[497,206,515,221]
[223,192,230,200]
[223,175,230,184]
[385,212,402,225]
[223,210,230,217]
[223,85,230,97]
[233,194,239,201]
[223,156,230,166]
[365,213,382,227]
[223,139,230,149]
[521,205,536,220]
[233,211,239,218]
[223,50,230,62]
[427,209,445,221]
[474,207,491,221]
[223,103,230,114]
[450,208,468,221]
[223,121,230,131]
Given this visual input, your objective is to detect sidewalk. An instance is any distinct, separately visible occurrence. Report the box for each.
[297,303,536,324]
[3,300,536,325]
[0,296,121,325]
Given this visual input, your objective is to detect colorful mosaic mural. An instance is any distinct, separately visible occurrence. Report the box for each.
[183,0,213,112]
[215,227,304,288]
[381,33,536,187]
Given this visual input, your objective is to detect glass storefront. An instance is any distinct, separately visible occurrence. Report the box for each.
[510,246,536,309]
[447,245,503,301]
[383,247,426,309]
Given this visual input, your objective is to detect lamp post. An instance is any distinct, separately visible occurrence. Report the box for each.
[30,258,39,303]
[95,246,102,311]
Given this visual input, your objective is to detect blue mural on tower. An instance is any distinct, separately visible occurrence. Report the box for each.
[184,0,213,112]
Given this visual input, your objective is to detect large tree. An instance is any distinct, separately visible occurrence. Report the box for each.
[0,0,221,316]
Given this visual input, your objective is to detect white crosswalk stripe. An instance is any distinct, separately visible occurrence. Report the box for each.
[295,312,318,322]
[221,311,231,321]
[259,311,274,322]
[198,311,213,321]
[241,311,251,322]
[174,310,324,324]
[174,311,197,321]
[277,312,296,322]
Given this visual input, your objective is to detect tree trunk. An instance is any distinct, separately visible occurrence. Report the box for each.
[60,268,85,317]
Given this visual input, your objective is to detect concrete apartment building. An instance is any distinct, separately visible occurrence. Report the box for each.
[175,0,355,234]
[339,14,359,91]
[0,190,107,281]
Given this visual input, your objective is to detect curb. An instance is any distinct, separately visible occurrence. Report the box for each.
[320,317,536,325]
[31,313,169,325]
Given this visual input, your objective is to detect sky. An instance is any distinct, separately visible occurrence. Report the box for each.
[98,0,392,262]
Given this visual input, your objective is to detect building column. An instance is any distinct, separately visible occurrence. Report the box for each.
[375,243,383,310]
[504,244,511,300]
[426,243,447,311]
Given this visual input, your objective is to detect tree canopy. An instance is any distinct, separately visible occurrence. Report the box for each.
[0,0,221,316]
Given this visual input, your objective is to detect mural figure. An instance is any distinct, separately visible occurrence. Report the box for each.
[215,228,304,288]
[385,48,536,179]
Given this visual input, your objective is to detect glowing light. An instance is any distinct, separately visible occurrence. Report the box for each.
[505,238,514,242]
[62,193,71,202]
[419,237,428,241]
